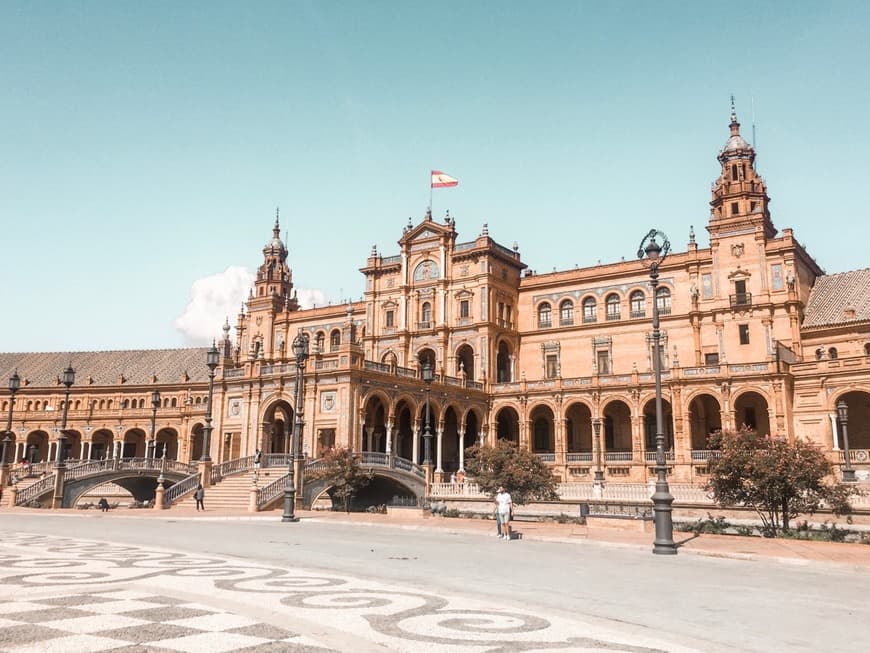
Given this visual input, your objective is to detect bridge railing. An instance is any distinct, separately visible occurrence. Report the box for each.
[163,473,201,507]
[257,473,290,509]
[65,460,115,480]
[264,453,292,468]
[390,456,425,478]
[15,475,56,506]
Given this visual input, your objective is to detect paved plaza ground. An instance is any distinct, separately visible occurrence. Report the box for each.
[1,507,868,652]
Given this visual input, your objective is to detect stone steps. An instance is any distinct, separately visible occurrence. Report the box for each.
[173,470,286,510]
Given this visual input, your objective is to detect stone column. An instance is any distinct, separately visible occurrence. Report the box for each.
[435,427,444,473]
[458,430,465,471]
[155,481,165,510]
[385,423,393,456]
[412,425,420,464]
[365,426,374,452]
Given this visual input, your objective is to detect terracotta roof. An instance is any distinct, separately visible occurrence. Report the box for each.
[802,268,870,328]
[0,348,210,388]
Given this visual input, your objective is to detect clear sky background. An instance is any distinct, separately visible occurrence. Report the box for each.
[2,1,868,353]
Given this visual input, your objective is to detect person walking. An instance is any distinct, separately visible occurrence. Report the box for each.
[194,484,205,511]
[254,449,262,469]
[495,486,512,541]
[98,497,110,512]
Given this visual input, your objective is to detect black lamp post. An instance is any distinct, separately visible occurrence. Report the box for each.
[837,400,856,483]
[593,417,604,483]
[148,389,160,461]
[201,342,220,462]
[421,360,434,468]
[283,331,310,522]
[638,229,677,555]
[2,371,20,468]
[55,365,75,469]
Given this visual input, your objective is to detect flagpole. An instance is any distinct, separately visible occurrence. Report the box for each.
[429,170,433,216]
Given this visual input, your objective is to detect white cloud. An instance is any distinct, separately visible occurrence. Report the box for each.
[174,266,255,344]
[174,267,330,344]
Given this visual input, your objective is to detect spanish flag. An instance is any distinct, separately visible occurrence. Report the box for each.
[431,170,459,188]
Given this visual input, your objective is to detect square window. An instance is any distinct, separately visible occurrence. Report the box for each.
[460,300,470,319]
[739,324,750,345]
[704,353,719,365]
[385,310,394,327]
[545,354,558,379]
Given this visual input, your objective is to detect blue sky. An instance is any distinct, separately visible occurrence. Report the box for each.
[2,1,868,353]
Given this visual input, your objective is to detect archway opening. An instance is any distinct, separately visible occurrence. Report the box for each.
[734,391,771,436]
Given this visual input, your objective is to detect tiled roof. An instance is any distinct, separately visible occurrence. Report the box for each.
[802,268,870,328]
[0,348,210,388]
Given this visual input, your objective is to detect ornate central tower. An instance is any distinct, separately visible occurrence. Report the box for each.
[707,100,775,242]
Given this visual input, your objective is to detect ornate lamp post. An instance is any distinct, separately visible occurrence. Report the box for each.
[283,331,310,522]
[55,365,75,469]
[202,343,219,462]
[638,229,677,555]
[2,371,20,470]
[148,389,160,461]
[837,400,856,483]
[421,360,434,478]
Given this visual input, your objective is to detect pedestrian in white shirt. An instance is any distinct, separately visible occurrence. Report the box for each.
[495,486,512,541]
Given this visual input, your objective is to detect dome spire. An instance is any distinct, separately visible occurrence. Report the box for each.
[273,207,281,239]
[729,94,740,136]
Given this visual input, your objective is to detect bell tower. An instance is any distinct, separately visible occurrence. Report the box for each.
[251,210,297,311]
[707,98,775,242]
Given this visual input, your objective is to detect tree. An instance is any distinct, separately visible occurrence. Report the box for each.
[464,440,559,505]
[306,447,373,513]
[706,428,857,535]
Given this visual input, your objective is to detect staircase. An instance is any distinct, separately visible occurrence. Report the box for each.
[174,468,286,512]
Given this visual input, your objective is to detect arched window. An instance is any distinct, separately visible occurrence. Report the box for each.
[828,347,838,360]
[139,398,145,409]
[815,347,824,361]
[605,293,621,321]
[865,342,870,356]
[537,302,552,328]
[171,397,177,408]
[630,290,645,317]
[122,399,129,409]
[559,300,574,326]
[656,287,671,315]
[315,331,325,353]
[330,329,341,351]
[582,297,597,323]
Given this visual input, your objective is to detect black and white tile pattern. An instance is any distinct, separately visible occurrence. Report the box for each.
[0,532,698,652]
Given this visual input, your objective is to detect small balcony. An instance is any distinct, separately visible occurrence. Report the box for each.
[730,292,752,308]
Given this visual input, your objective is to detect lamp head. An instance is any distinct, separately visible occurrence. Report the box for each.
[293,331,310,361]
[837,400,848,422]
[645,237,661,261]
[151,389,161,408]
[422,360,434,383]
[62,365,75,388]
[9,370,20,394]
[592,418,602,436]
[206,342,220,370]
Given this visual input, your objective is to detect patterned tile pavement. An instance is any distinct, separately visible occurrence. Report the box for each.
[0,531,708,653]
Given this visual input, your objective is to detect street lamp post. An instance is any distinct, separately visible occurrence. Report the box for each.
[283,331,310,522]
[148,389,160,462]
[421,361,434,479]
[2,371,20,470]
[55,366,75,469]
[202,343,219,462]
[837,400,857,483]
[638,229,677,555]
[52,365,74,509]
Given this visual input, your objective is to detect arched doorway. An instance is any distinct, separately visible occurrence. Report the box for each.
[123,429,146,458]
[456,344,475,382]
[463,410,480,451]
[416,395,441,464]
[362,394,388,453]
[834,391,870,451]
[263,400,294,454]
[642,398,674,451]
[602,400,633,453]
[688,394,721,450]
[565,402,593,454]
[155,428,179,459]
[496,341,513,382]
[495,406,519,443]
[90,429,114,460]
[190,423,204,462]
[733,391,771,436]
[26,431,49,463]
[63,430,82,462]
[529,405,555,454]
[394,399,415,459]
[441,406,461,472]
